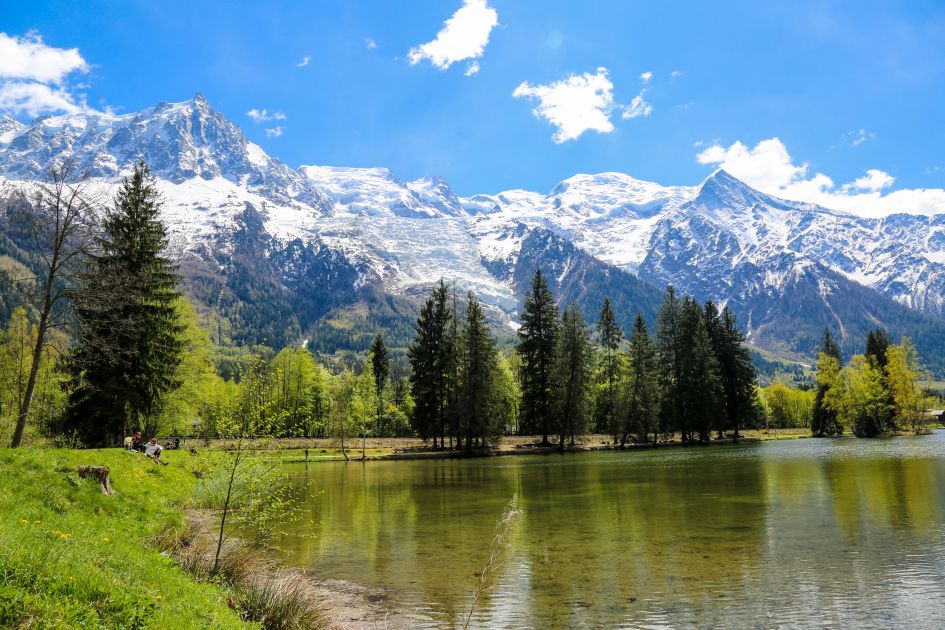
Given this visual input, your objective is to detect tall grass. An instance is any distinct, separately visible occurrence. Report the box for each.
[462,494,523,630]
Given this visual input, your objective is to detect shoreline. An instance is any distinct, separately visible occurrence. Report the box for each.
[177,428,814,464]
[184,507,416,629]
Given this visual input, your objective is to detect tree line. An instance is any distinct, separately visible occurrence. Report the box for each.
[408,269,760,451]
[1,164,937,449]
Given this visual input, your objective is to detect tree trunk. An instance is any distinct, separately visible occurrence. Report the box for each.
[11,308,49,448]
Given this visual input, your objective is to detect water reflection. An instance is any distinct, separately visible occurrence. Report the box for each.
[270,433,945,628]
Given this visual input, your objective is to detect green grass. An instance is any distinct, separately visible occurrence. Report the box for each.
[0,448,252,629]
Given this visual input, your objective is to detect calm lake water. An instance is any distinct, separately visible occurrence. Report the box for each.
[272,434,945,628]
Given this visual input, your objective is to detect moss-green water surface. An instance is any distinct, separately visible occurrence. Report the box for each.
[273,433,945,628]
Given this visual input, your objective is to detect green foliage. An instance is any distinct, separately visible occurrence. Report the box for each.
[455,293,504,449]
[845,354,890,437]
[623,315,659,446]
[553,303,594,450]
[594,298,625,439]
[407,280,453,446]
[0,308,66,443]
[812,329,844,437]
[885,339,925,433]
[67,163,184,446]
[517,269,559,445]
[758,382,815,428]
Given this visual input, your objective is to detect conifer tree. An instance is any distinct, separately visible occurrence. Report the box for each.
[595,298,624,443]
[370,332,390,431]
[445,285,463,448]
[710,304,757,440]
[678,297,722,442]
[408,281,452,447]
[456,292,498,450]
[67,163,183,445]
[655,287,683,440]
[553,303,593,451]
[517,269,559,445]
[625,315,659,447]
[811,329,843,436]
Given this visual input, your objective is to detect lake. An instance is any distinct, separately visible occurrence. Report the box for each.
[271,434,945,628]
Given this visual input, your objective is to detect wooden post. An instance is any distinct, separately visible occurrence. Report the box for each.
[76,466,113,495]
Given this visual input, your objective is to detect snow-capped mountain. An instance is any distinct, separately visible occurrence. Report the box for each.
[2,94,945,368]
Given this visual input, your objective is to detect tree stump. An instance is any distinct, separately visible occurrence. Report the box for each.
[76,466,113,495]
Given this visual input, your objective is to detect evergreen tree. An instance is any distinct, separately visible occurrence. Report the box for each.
[595,298,624,442]
[553,303,593,451]
[517,269,559,445]
[67,163,183,446]
[711,305,758,440]
[445,285,462,448]
[864,328,895,432]
[865,329,891,370]
[655,287,683,440]
[407,281,452,447]
[624,315,659,447]
[370,332,390,431]
[811,329,843,437]
[678,297,723,442]
[456,292,498,450]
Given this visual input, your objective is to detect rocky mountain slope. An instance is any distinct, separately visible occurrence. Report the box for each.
[2,94,945,370]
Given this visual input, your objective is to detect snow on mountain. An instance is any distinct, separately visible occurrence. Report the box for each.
[3,94,945,362]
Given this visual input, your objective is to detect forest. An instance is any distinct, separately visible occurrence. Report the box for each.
[0,164,937,450]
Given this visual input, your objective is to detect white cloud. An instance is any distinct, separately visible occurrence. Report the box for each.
[465,61,480,76]
[408,0,498,71]
[264,126,284,138]
[845,128,875,147]
[843,168,895,192]
[247,108,286,123]
[670,70,683,78]
[0,32,88,84]
[365,37,377,50]
[513,67,616,143]
[640,71,653,83]
[696,137,945,218]
[296,56,311,68]
[0,32,92,117]
[0,81,86,117]
[622,90,652,119]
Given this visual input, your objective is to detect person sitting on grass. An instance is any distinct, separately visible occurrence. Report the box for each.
[130,431,144,452]
[144,438,167,465]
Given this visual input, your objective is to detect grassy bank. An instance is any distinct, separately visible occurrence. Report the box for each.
[0,448,250,629]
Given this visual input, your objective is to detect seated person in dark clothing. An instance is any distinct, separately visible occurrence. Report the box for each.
[130,431,144,452]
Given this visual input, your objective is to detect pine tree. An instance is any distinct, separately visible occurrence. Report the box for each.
[678,297,722,442]
[655,287,683,440]
[625,315,659,447]
[710,305,757,440]
[811,329,843,437]
[445,285,462,448]
[553,303,593,451]
[517,269,559,446]
[408,281,452,447]
[457,292,498,450]
[370,332,390,431]
[595,298,624,443]
[67,163,183,446]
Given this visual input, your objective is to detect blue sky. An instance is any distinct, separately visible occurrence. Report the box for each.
[3,0,945,214]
